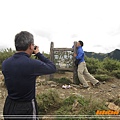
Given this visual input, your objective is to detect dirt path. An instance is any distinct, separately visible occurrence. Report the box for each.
[37,74,120,101]
[37,72,120,102]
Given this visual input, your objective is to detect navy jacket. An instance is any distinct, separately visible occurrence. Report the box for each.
[2,52,56,101]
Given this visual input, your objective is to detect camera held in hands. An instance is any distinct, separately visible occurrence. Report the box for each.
[34,46,37,50]
[32,46,37,54]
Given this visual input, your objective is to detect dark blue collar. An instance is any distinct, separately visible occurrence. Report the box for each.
[14,52,30,58]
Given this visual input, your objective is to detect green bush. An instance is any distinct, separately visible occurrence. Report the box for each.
[36,91,108,120]
[85,57,100,74]
[96,68,109,75]
[94,74,113,81]
[0,48,15,69]
[103,58,120,72]
[55,95,108,116]
[36,89,61,115]
[111,70,120,79]
[0,48,120,80]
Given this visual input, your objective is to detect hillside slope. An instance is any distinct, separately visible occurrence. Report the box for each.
[85,49,120,60]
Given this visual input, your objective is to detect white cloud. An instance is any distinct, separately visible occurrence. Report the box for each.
[0,0,120,53]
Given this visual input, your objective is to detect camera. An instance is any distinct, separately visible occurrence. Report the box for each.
[32,46,37,54]
[34,46,37,50]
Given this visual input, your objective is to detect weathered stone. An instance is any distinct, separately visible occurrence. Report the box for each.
[47,81,56,85]
[99,90,104,92]
[108,96,115,102]
[72,100,79,111]
[117,94,120,98]
[72,93,84,98]
[105,102,110,106]
[0,75,4,81]
[108,102,120,111]
[0,92,2,98]
[111,84,117,88]
[50,84,57,87]
[0,81,5,87]
[0,71,2,74]
[72,87,77,91]
[106,93,111,96]
[94,92,99,94]
[60,94,65,99]
[71,84,80,88]
[108,89,112,92]
[102,81,106,84]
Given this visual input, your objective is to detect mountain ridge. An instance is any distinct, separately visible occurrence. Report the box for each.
[84,49,120,60]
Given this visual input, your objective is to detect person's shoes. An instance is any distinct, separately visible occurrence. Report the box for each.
[94,82,100,87]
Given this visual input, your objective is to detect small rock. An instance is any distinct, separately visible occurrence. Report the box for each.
[47,81,56,85]
[72,87,77,91]
[72,93,84,98]
[50,84,57,87]
[99,90,104,92]
[106,93,111,96]
[0,71,2,74]
[72,100,79,111]
[108,89,112,92]
[37,78,46,83]
[0,81,5,87]
[117,94,120,98]
[71,84,80,88]
[102,81,106,84]
[94,92,99,94]
[60,94,65,99]
[111,84,117,88]
[108,102,120,111]
[108,96,115,102]
[0,75,4,81]
[105,102,110,106]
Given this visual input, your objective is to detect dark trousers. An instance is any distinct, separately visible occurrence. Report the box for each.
[3,96,39,120]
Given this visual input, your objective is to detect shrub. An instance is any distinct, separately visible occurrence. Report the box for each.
[94,74,113,81]
[111,70,120,79]
[36,89,61,115]
[0,48,15,69]
[103,58,120,72]
[37,92,108,120]
[55,94,108,116]
[96,68,109,75]
[85,57,100,74]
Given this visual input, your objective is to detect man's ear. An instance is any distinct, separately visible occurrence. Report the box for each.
[29,44,32,50]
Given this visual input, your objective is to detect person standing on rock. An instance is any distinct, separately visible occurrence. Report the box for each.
[2,31,56,120]
[74,40,100,89]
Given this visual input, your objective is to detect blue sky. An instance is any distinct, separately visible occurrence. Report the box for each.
[0,0,120,53]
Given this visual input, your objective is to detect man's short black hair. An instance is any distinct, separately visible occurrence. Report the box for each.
[78,40,84,46]
[15,31,34,51]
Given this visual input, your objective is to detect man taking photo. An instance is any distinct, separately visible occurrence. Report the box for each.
[2,31,56,120]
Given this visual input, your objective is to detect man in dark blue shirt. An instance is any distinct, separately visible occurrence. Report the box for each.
[74,41,100,88]
[2,31,56,119]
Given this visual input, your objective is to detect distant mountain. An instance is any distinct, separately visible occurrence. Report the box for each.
[107,49,120,60]
[85,49,120,60]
